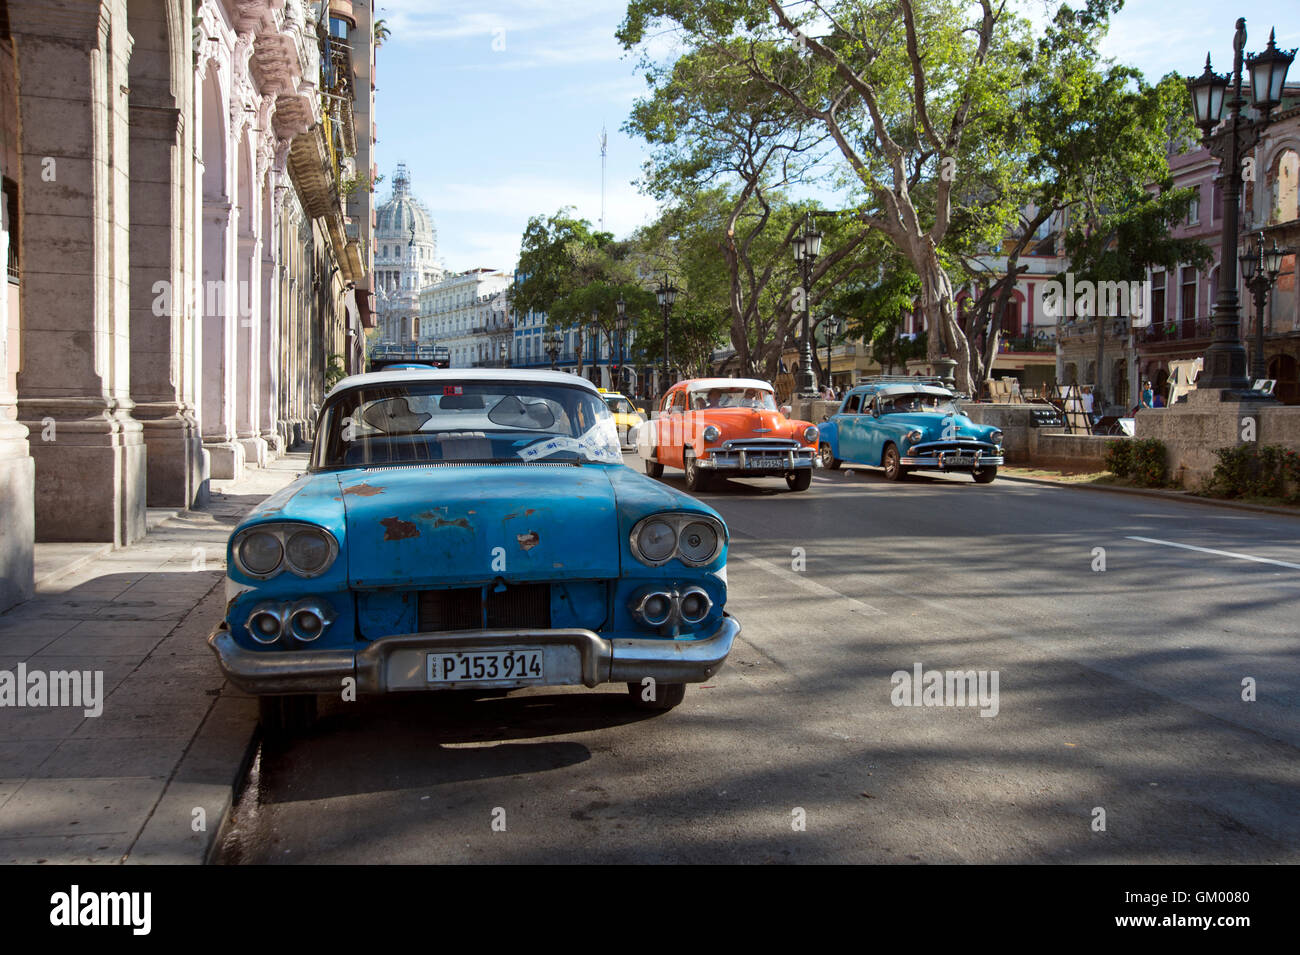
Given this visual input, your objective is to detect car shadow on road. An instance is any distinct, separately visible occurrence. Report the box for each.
[249,689,661,804]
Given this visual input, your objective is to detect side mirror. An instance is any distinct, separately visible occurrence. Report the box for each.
[871,403,880,418]
[820,414,830,423]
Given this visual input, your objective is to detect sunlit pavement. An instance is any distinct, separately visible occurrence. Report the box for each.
[215,453,1300,864]
[0,455,307,863]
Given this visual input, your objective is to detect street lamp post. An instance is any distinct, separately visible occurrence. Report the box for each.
[615,296,628,392]
[792,212,823,398]
[655,275,677,399]
[499,340,508,368]
[545,329,561,370]
[824,314,842,392]
[1239,232,1290,382]
[1185,20,1293,396]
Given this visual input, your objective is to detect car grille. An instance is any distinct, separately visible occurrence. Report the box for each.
[417,584,551,631]
[909,440,997,457]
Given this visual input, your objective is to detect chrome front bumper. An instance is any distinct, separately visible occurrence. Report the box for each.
[901,451,1003,469]
[697,450,815,471]
[208,615,740,696]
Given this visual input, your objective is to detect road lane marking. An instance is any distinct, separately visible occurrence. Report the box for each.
[733,553,886,615]
[1126,536,1300,570]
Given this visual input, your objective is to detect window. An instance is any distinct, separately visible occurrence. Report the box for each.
[845,394,862,413]
[1180,268,1197,323]
[1271,149,1299,225]
[4,177,18,282]
[1187,192,1200,225]
[1151,271,1166,327]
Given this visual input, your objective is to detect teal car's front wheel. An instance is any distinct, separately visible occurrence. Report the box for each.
[627,681,687,711]
[882,443,908,481]
[259,694,318,741]
[973,465,998,484]
[819,443,841,470]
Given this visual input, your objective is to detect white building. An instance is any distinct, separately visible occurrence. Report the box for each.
[419,269,513,367]
[374,164,444,342]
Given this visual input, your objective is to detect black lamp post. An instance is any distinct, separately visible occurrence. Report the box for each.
[824,314,842,391]
[615,296,628,391]
[655,275,678,398]
[588,314,602,386]
[792,212,823,398]
[1239,231,1290,382]
[1186,20,1294,396]
[544,329,560,370]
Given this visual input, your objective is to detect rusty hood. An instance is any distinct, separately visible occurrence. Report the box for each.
[337,465,621,588]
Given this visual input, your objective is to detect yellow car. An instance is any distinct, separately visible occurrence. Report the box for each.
[599,388,644,449]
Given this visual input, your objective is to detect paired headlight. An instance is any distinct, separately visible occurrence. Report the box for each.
[630,513,727,567]
[232,523,339,580]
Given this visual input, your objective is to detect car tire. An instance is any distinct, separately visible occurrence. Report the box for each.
[786,469,812,491]
[644,453,664,478]
[882,443,906,481]
[627,681,687,711]
[259,694,317,740]
[819,444,841,470]
[973,465,998,484]
[684,451,710,492]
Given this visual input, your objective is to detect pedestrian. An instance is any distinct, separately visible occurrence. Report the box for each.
[1141,380,1154,409]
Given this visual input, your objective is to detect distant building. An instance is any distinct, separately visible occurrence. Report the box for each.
[374,164,444,342]
[418,269,513,367]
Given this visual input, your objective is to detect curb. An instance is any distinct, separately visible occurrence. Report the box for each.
[997,473,1300,519]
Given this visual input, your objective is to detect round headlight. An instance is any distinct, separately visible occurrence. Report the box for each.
[991,430,1004,444]
[247,609,283,644]
[286,528,333,576]
[803,426,819,443]
[678,520,720,565]
[702,425,720,443]
[638,592,674,626]
[237,531,283,577]
[905,429,923,444]
[635,519,677,563]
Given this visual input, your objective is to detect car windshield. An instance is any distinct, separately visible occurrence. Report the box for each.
[604,396,637,415]
[312,380,622,469]
[688,387,777,410]
[879,392,960,415]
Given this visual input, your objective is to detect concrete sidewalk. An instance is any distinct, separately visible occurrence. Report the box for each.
[0,453,306,863]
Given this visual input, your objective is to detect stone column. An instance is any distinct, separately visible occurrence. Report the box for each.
[235,230,267,466]
[201,195,243,478]
[12,0,147,545]
[0,160,34,610]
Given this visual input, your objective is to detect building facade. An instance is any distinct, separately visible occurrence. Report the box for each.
[418,269,512,367]
[0,0,375,612]
[374,163,443,343]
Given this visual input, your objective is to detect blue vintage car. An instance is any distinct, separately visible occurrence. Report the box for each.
[816,377,1004,483]
[207,369,738,735]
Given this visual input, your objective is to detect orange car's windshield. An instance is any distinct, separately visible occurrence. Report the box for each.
[689,388,777,411]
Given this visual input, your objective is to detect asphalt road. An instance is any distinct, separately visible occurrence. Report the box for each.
[215,455,1300,863]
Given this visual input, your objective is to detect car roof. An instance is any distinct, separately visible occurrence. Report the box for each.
[326,367,601,400]
[854,384,955,397]
[675,377,774,392]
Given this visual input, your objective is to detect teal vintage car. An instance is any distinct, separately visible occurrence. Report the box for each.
[816,377,1003,483]
[208,368,738,735]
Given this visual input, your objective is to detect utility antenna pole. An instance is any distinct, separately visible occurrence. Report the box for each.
[599,125,607,231]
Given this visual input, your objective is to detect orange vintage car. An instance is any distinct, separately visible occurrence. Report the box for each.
[634,378,819,492]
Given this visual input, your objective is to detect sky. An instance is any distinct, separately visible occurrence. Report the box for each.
[370,0,1300,275]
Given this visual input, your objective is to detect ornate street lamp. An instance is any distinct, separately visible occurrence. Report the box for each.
[655,275,678,399]
[792,211,823,398]
[544,329,561,370]
[1239,232,1291,381]
[615,296,628,390]
[1185,20,1294,396]
[824,314,842,392]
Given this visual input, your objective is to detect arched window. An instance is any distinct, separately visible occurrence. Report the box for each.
[1270,149,1299,224]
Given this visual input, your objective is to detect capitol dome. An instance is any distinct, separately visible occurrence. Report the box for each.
[376,163,436,245]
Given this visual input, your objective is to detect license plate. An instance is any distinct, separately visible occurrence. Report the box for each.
[426,648,544,683]
[749,457,786,468]
[941,456,977,466]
